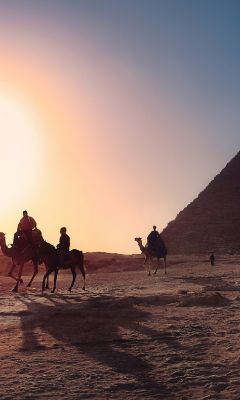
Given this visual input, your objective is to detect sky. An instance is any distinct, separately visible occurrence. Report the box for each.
[0,0,240,253]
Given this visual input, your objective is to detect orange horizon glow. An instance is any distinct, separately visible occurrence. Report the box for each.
[1,49,174,254]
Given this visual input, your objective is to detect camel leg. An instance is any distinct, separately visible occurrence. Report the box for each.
[42,269,51,292]
[45,274,50,290]
[143,256,151,276]
[77,257,86,290]
[154,258,160,275]
[8,262,21,283]
[148,257,152,276]
[51,269,59,293]
[41,264,50,289]
[78,261,86,290]
[26,262,38,287]
[143,259,148,275]
[12,263,24,292]
[68,267,76,292]
[164,257,167,274]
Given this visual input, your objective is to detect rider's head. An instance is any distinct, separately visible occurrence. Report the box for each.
[60,227,67,234]
[153,225,157,230]
[23,210,28,217]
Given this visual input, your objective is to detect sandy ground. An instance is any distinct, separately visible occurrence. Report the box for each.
[1,258,240,399]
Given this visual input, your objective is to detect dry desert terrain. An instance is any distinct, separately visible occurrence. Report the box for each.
[0,255,240,399]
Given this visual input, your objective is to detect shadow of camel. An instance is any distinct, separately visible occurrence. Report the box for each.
[17,293,183,397]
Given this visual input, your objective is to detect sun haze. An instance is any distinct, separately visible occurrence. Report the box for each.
[0,1,240,253]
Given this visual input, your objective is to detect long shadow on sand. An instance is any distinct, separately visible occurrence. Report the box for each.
[182,276,240,291]
[17,293,184,397]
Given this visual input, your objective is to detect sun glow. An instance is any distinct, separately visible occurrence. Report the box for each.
[0,89,43,212]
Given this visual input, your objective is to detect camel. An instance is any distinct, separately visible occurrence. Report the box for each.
[39,240,85,293]
[134,237,167,275]
[0,231,43,292]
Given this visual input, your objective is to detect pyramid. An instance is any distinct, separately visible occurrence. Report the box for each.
[161,151,240,254]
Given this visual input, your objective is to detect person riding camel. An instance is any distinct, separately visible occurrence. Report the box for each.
[17,210,37,248]
[57,227,70,265]
[147,225,161,252]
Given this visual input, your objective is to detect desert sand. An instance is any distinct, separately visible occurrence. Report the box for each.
[0,255,240,399]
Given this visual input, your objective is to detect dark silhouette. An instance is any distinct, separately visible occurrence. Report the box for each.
[147,225,160,249]
[39,239,85,293]
[57,226,70,265]
[57,226,70,251]
[147,225,167,258]
[135,237,167,275]
[210,253,215,266]
[0,230,43,292]
[17,210,37,249]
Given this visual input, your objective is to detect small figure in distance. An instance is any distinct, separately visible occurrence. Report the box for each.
[17,210,37,248]
[210,253,215,266]
[57,227,70,265]
[147,225,161,252]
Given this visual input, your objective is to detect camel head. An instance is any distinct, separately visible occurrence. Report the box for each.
[134,237,143,245]
[134,237,145,254]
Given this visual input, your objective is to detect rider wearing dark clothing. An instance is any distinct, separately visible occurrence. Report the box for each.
[57,227,70,252]
[147,225,161,251]
[17,210,37,248]
[16,211,39,259]
[57,227,70,265]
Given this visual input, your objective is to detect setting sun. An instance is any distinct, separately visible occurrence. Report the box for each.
[0,88,42,212]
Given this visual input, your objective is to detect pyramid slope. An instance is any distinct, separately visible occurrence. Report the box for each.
[161,151,240,254]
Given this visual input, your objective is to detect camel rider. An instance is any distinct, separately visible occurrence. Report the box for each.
[57,227,70,264]
[147,225,161,252]
[17,210,37,248]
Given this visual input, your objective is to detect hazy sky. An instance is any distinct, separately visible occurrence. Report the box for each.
[0,0,240,253]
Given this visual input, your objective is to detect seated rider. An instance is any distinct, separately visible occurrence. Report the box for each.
[57,227,70,264]
[17,210,37,249]
[147,225,161,252]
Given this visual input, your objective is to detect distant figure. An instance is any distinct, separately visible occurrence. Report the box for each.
[210,253,215,266]
[57,227,70,264]
[147,225,161,252]
[17,210,37,248]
